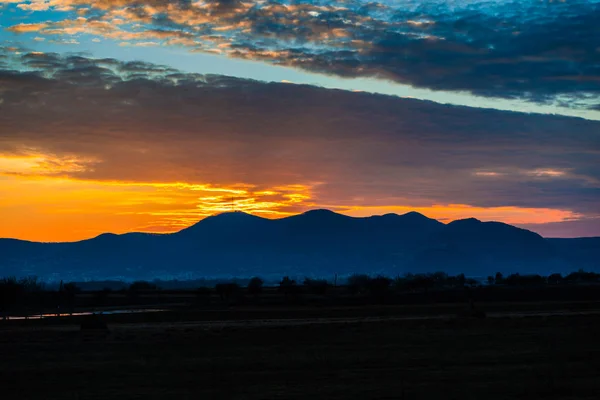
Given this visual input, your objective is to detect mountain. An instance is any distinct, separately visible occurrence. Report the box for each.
[0,210,598,280]
[412,218,557,275]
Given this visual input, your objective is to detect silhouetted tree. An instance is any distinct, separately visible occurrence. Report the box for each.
[19,277,44,317]
[126,281,157,304]
[128,281,158,291]
[279,276,299,298]
[0,277,23,320]
[247,277,264,296]
[366,275,392,298]
[62,282,79,315]
[487,276,495,285]
[393,275,408,291]
[548,273,563,285]
[565,269,600,283]
[279,276,295,286]
[347,274,370,295]
[504,273,520,286]
[20,276,44,292]
[504,273,545,286]
[465,278,479,287]
[303,278,329,295]
[215,283,241,302]
[495,272,504,284]
[430,272,449,288]
[412,274,436,292]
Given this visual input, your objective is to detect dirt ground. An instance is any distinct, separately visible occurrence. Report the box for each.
[1,306,600,400]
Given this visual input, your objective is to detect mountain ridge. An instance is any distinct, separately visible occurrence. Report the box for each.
[0,209,598,280]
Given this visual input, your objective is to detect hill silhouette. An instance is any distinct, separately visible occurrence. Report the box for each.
[0,210,598,280]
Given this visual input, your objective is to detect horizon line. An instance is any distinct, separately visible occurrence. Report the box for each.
[2,208,598,244]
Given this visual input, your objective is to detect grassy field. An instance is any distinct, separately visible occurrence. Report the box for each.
[1,303,600,400]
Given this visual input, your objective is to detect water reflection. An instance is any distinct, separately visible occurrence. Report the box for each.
[7,308,166,320]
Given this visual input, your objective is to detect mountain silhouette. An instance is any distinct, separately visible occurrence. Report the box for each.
[0,210,598,280]
[416,218,557,275]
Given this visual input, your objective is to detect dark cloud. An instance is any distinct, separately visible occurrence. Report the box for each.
[1,51,599,221]
[21,52,65,69]
[116,60,179,75]
[267,1,600,107]
[6,0,599,108]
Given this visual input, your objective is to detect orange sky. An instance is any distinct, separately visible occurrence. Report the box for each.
[0,157,581,242]
[1,51,597,242]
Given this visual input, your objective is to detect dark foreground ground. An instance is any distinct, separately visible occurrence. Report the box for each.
[1,304,600,400]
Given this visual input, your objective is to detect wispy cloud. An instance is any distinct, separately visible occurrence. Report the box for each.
[3,0,599,109]
[6,22,49,33]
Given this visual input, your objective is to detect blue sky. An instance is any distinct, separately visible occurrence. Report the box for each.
[2,0,599,120]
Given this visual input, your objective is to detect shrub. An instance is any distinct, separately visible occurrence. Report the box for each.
[0,277,24,319]
[215,283,241,301]
[366,275,392,296]
[504,274,545,286]
[430,272,449,287]
[396,274,436,292]
[414,274,436,292]
[279,276,300,297]
[247,277,264,296]
[279,276,296,288]
[59,281,80,314]
[19,276,44,292]
[465,278,479,287]
[63,282,80,293]
[564,270,600,283]
[347,274,370,295]
[495,272,504,284]
[393,276,408,291]
[548,273,563,285]
[303,278,330,295]
[456,273,466,287]
[128,281,158,292]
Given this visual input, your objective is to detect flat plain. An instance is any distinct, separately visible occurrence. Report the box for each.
[1,302,600,400]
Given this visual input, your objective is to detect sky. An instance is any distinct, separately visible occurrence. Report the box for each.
[0,0,599,241]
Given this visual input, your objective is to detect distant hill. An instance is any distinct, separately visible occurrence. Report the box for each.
[0,210,598,281]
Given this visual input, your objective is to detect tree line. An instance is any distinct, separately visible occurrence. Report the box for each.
[198,270,600,302]
[2,270,599,319]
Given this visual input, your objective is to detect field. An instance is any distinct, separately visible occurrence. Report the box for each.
[1,300,600,400]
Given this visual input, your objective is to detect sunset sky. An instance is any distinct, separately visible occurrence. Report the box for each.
[1,0,599,241]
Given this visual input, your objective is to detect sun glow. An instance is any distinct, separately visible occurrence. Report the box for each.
[341,204,581,225]
[0,169,583,241]
[0,152,98,176]
[0,152,585,241]
[0,170,317,241]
